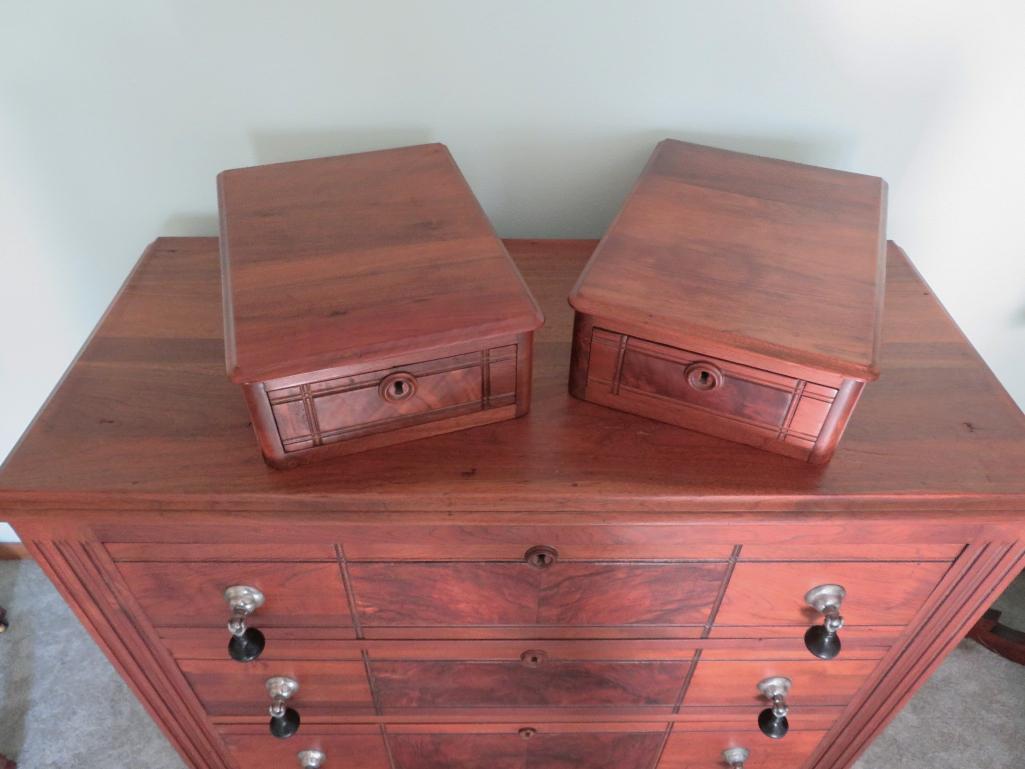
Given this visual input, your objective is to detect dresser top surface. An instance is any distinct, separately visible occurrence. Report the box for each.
[569,140,886,380]
[219,143,543,384]
[2,237,1024,515]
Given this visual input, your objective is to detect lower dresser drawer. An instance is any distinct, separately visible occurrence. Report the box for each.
[219,724,390,769]
[217,723,828,769]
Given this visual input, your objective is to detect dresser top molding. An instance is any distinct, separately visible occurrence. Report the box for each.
[2,238,1025,518]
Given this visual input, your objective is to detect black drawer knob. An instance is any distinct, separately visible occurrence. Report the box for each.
[804,584,846,660]
[267,676,301,739]
[756,676,791,739]
[525,545,558,569]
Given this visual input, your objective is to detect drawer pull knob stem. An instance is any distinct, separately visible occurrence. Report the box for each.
[756,676,791,739]
[266,676,301,739]
[298,749,326,768]
[804,584,846,660]
[525,545,558,569]
[722,747,749,768]
[224,585,266,662]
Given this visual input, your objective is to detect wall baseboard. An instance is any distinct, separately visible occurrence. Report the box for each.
[0,543,30,560]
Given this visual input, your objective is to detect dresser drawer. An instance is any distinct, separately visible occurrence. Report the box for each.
[349,560,727,633]
[658,728,826,769]
[685,658,877,708]
[179,659,374,717]
[116,558,354,629]
[388,723,667,769]
[582,329,841,460]
[714,560,950,631]
[219,724,390,769]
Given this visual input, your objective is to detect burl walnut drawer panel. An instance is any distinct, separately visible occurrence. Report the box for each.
[658,728,826,769]
[584,329,838,455]
[266,346,518,454]
[685,658,877,708]
[349,561,727,632]
[714,560,951,631]
[388,723,667,769]
[219,724,390,769]
[179,659,374,716]
[115,558,353,629]
[371,658,689,711]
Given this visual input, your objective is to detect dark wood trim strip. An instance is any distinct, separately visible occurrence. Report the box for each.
[702,545,742,638]
[336,544,364,640]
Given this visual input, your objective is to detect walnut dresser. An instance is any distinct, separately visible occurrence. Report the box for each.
[2,238,1025,769]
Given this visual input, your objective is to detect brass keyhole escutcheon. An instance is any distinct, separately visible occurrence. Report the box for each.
[379,372,417,403]
[519,727,537,740]
[685,361,724,392]
[524,545,558,569]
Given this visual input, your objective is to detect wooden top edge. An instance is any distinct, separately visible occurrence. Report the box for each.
[570,139,886,380]
[218,144,545,383]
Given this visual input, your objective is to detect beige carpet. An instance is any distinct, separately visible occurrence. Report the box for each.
[0,560,1022,768]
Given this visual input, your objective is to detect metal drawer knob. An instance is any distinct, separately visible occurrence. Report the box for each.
[722,747,749,768]
[804,584,846,660]
[224,585,266,662]
[267,676,301,739]
[757,676,791,739]
[298,749,325,768]
[525,545,558,569]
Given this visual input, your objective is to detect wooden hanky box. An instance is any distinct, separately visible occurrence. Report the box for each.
[218,144,544,468]
[569,140,887,462]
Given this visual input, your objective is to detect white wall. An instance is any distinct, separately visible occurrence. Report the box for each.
[2,1,1024,542]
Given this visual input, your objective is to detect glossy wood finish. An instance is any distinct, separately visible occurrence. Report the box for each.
[659,728,826,769]
[568,141,886,461]
[569,140,886,379]
[388,724,667,769]
[218,144,542,465]
[218,724,390,769]
[3,239,1025,769]
[219,144,543,383]
[371,659,690,710]
[685,658,878,707]
[117,560,353,628]
[180,659,373,717]
[349,561,727,630]
[7,239,1025,508]
[714,560,952,630]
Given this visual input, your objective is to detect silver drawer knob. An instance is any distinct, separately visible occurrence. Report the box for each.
[722,747,749,768]
[804,584,846,660]
[224,585,266,662]
[757,676,791,739]
[298,749,326,768]
[266,676,300,739]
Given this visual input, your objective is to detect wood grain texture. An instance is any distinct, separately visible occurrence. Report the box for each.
[714,560,952,629]
[349,561,726,629]
[659,728,826,769]
[685,658,878,708]
[569,140,886,380]
[371,660,690,710]
[3,239,1024,512]
[179,659,374,717]
[218,725,390,769]
[116,560,354,628]
[218,144,543,384]
[3,239,1025,769]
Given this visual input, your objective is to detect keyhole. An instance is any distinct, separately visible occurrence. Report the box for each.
[699,370,710,385]
[380,372,416,402]
[685,362,722,392]
[524,545,558,569]
[393,380,405,396]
